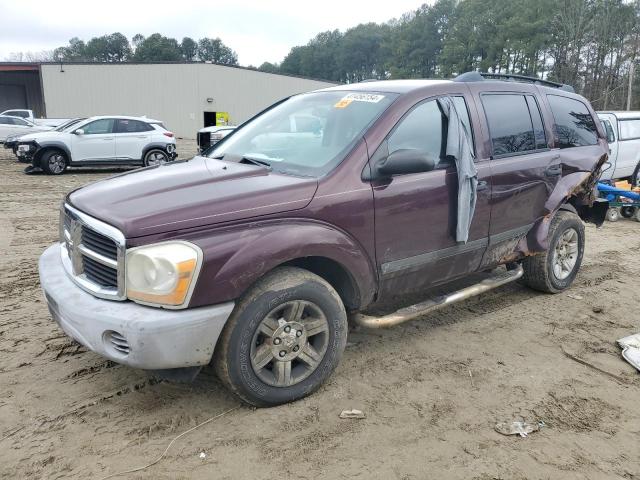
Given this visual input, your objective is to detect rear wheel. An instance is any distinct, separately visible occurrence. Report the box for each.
[606,207,621,222]
[143,149,169,167]
[40,150,68,175]
[214,267,348,407]
[522,211,585,293]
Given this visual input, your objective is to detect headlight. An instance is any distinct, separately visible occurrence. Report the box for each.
[126,241,203,308]
[17,144,30,152]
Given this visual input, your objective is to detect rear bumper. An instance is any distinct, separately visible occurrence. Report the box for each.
[39,244,235,369]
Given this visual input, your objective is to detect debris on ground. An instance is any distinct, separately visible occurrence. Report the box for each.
[617,334,640,372]
[199,452,206,459]
[592,306,605,314]
[339,409,366,419]
[567,294,583,300]
[494,420,544,437]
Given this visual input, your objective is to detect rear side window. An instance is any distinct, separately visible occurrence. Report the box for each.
[547,95,598,148]
[115,119,153,133]
[482,94,541,156]
[0,117,10,125]
[619,119,640,140]
[5,110,28,119]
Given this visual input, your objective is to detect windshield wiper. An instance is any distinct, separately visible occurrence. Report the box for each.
[241,156,272,169]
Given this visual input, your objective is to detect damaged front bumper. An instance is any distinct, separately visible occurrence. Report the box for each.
[39,244,235,370]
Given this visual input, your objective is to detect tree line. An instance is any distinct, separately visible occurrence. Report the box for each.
[5,0,639,109]
[44,33,239,65]
[263,0,640,110]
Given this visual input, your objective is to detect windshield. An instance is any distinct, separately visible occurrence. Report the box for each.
[207,90,397,176]
[56,118,85,132]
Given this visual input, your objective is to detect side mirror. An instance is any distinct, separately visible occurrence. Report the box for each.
[74,129,85,135]
[377,149,436,178]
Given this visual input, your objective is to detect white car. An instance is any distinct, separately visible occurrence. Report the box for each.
[598,111,640,185]
[197,125,236,152]
[0,115,53,142]
[16,116,177,175]
[0,109,69,127]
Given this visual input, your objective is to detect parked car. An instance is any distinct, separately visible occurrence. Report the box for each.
[0,109,69,127]
[197,125,236,152]
[0,115,53,143]
[5,117,85,155]
[597,111,640,185]
[16,116,177,174]
[39,73,608,407]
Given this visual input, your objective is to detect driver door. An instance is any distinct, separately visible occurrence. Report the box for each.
[71,118,116,162]
[371,97,491,298]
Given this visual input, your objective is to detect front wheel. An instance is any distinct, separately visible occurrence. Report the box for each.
[522,211,585,293]
[214,267,348,407]
[143,148,169,167]
[40,150,68,175]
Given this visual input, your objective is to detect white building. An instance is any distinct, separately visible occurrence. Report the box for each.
[0,62,336,138]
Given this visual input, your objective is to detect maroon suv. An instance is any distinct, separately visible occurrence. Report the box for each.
[39,73,608,406]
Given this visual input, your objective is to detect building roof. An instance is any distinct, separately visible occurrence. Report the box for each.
[0,61,339,85]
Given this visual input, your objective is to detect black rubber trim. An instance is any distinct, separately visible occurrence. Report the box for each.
[36,141,72,161]
[142,142,172,158]
[381,223,534,276]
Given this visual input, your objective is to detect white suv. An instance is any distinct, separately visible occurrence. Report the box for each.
[16,116,177,175]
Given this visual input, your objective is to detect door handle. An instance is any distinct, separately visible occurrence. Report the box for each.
[103,137,114,141]
[136,135,147,138]
[544,165,562,177]
[477,180,489,191]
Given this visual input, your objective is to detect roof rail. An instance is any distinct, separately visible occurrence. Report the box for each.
[453,71,575,93]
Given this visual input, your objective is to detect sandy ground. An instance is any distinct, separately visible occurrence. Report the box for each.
[1,140,639,480]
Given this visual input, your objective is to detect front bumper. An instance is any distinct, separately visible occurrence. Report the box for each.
[39,244,235,369]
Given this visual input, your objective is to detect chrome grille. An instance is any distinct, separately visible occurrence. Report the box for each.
[60,204,126,300]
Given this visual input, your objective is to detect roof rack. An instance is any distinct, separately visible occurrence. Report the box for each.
[453,71,575,93]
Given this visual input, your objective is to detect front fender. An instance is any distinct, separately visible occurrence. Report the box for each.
[36,141,72,161]
[186,219,377,309]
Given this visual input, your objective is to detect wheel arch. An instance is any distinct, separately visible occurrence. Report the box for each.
[187,220,377,311]
[36,142,72,163]
[142,142,172,160]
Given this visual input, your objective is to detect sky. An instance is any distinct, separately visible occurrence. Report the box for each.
[0,0,429,66]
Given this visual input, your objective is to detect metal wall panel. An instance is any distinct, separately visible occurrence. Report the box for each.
[40,64,335,138]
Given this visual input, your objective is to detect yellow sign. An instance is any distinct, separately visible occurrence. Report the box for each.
[216,112,230,125]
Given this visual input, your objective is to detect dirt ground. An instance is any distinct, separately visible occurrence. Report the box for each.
[1,139,639,480]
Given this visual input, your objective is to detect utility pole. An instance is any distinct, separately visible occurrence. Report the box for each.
[628,60,635,111]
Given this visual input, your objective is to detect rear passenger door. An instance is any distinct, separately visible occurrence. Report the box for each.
[114,119,153,160]
[480,92,558,262]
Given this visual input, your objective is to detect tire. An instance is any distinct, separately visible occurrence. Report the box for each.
[620,206,635,219]
[606,207,621,222]
[214,267,348,407]
[522,211,585,293]
[143,148,169,167]
[40,149,68,175]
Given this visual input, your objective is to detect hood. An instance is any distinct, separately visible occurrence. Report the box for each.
[68,156,318,238]
[19,130,66,143]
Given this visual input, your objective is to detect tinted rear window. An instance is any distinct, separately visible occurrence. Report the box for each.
[547,95,598,148]
[482,94,537,156]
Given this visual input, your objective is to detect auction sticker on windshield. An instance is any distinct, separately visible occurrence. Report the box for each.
[334,93,385,108]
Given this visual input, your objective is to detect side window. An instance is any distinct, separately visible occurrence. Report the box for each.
[12,118,29,126]
[600,119,615,143]
[0,117,10,125]
[618,119,640,140]
[115,119,153,133]
[82,119,114,135]
[388,100,445,167]
[547,95,598,148]
[482,94,536,156]
[5,110,28,119]
[525,96,547,149]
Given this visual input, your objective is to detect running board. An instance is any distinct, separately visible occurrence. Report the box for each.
[352,265,524,329]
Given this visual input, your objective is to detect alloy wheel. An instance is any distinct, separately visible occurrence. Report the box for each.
[48,154,66,174]
[146,151,168,166]
[250,300,329,387]
[552,227,579,280]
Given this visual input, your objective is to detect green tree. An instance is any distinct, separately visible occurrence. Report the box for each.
[197,37,238,64]
[133,34,182,62]
[84,33,132,62]
[53,37,87,61]
[180,37,198,61]
[259,62,280,73]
